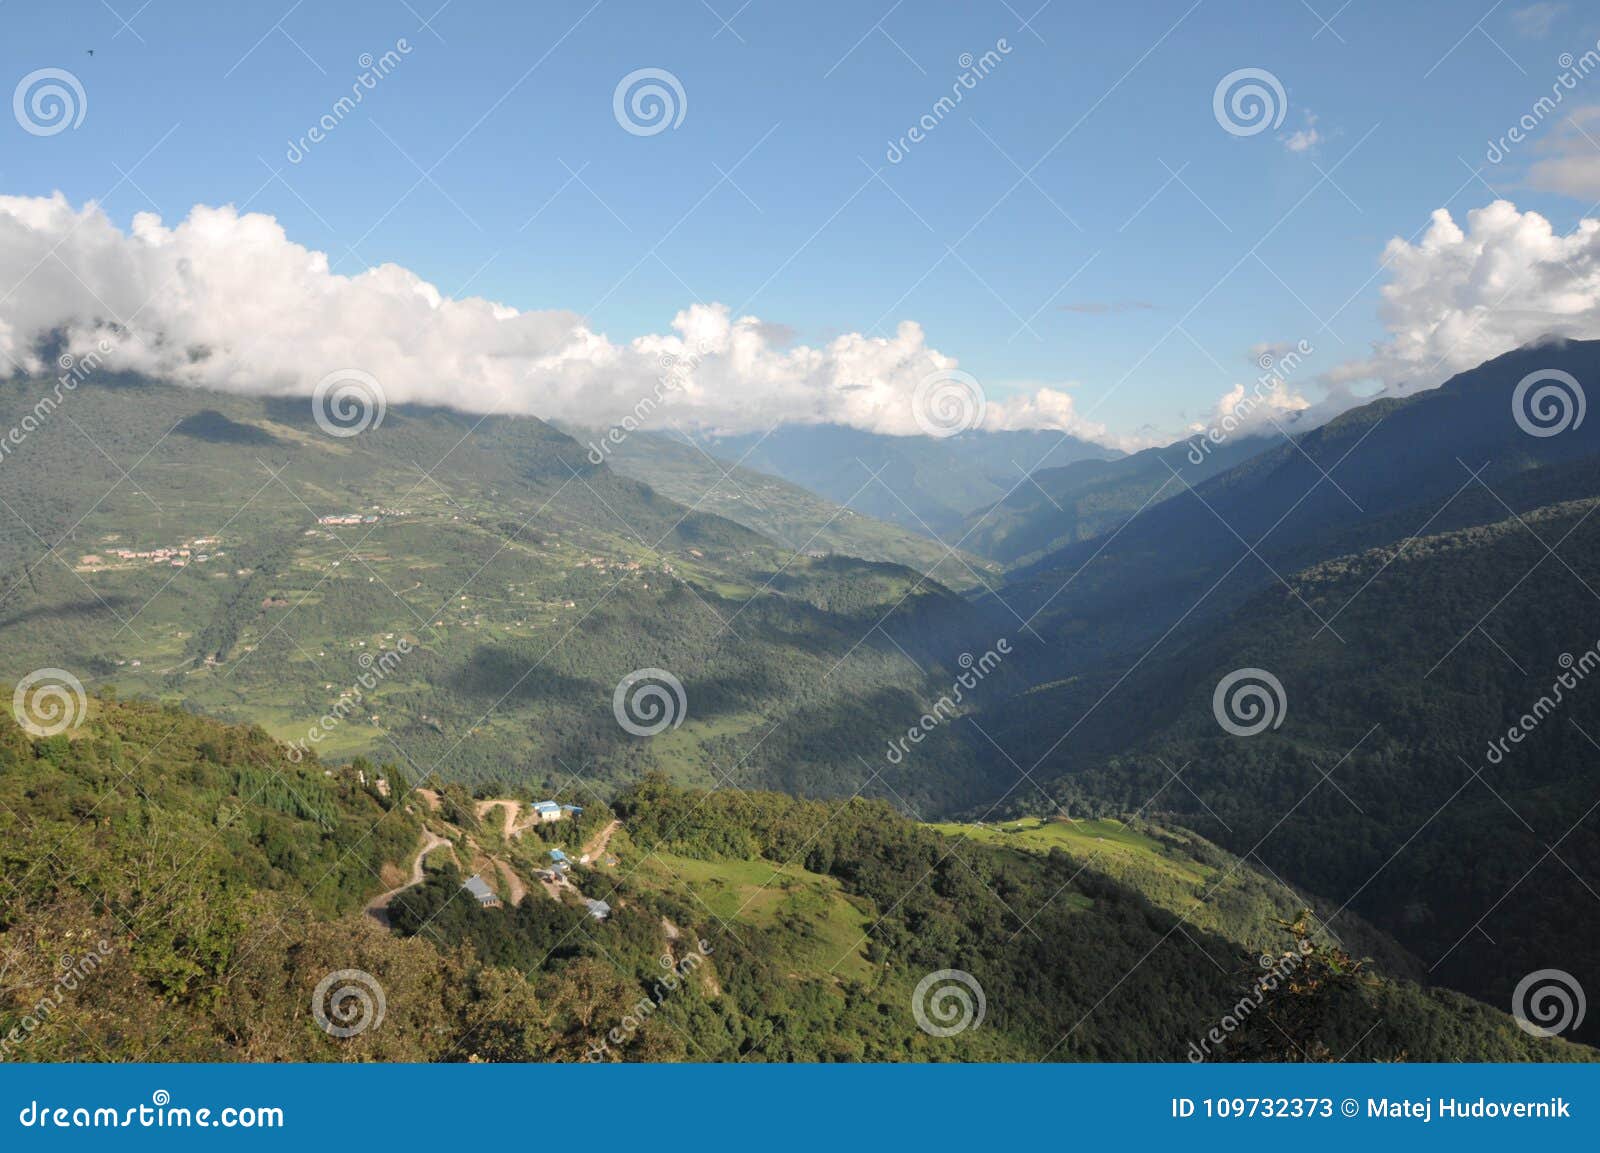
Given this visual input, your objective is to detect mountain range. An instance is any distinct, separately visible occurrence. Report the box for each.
[3,336,1598,1057]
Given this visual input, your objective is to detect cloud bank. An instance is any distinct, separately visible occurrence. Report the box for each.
[1356,199,1600,385]
[1168,199,1600,441]
[0,193,1113,444]
[1265,198,1600,431]
[9,193,1598,451]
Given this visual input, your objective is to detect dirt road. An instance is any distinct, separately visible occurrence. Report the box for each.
[475,799,520,838]
[582,819,621,862]
[494,858,527,906]
[365,829,452,923]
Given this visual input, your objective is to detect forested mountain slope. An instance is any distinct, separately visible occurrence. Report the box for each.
[0,377,1008,812]
[996,339,1600,670]
[992,485,1600,1046]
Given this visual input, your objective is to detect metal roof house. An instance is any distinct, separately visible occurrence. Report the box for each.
[583,898,611,920]
[561,803,584,814]
[533,801,562,822]
[548,848,567,862]
[462,874,501,908]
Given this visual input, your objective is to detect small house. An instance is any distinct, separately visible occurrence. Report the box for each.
[583,898,611,921]
[548,848,567,862]
[533,801,562,823]
[462,875,501,908]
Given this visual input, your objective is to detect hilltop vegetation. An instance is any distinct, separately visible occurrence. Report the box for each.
[2,699,1576,1062]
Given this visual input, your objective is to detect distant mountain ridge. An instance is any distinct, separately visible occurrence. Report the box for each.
[992,338,1600,668]
[571,426,1002,590]
[686,423,1121,543]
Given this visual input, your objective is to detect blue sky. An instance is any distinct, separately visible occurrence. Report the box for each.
[5,0,1600,443]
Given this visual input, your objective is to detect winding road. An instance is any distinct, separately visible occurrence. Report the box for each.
[365,829,453,924]
[475,799,521,838]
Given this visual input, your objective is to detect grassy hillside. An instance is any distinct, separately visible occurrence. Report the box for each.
[928,816,1417,975]
[0,377,1010,812]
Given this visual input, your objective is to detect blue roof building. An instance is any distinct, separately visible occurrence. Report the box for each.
[548,848,567,862]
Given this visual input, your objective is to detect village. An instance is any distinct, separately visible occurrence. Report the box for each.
[361,781,621,928]
[76,536,225,571]
[313,505,412,527]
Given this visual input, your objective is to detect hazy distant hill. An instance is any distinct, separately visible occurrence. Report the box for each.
[693,424,1121,543]
[959,434,1273,566]
[575,427,1002,590]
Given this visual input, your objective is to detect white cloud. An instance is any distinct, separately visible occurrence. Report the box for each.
[1188,379,1313,442]
[1296,198,1600,427]
[1369,199,1600,379]
[0,193,1115,445]
[983,386,1115,443]
[1281,111,1321,154]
